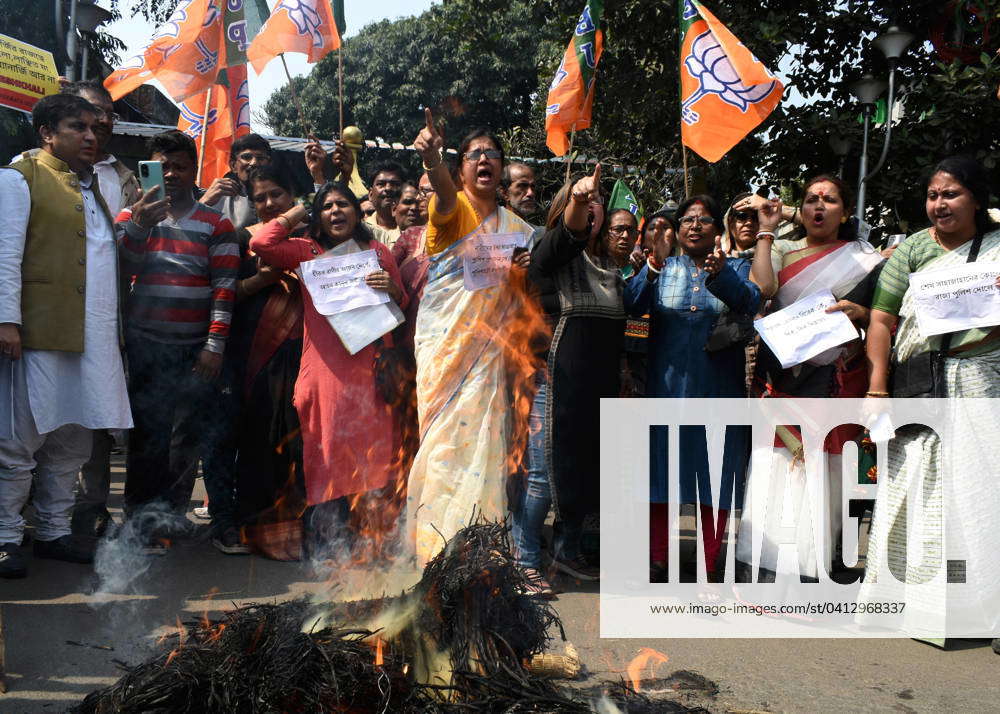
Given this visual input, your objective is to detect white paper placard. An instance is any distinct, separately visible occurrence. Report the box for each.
[326,300,404,355]
[298,249,388,316]
[754,291,859,369]
[301,240,404,354]
[462,232,528,291]
[909,262,1000,338]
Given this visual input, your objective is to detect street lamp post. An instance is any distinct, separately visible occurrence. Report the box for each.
[64,0,79,81]
[63,0,113,81]
[850,74,886,222]
[850,25,914,223]
[828,134,852,178]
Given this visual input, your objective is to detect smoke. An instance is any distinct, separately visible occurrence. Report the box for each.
[91,502,182,599]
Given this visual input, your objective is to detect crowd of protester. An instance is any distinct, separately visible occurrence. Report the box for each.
[2,80,999,646]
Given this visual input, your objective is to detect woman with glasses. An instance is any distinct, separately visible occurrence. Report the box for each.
[510,166,627,594]
[736,175,883,582]
[406,113,539,565]
[722,192,761,256]
[625,195,764,581]
[722,192,773,393]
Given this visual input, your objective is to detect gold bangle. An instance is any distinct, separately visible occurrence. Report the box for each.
[865,390,889,397]
[422,150,442,172]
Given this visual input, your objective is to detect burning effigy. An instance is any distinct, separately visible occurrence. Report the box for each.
[72,523,702,713]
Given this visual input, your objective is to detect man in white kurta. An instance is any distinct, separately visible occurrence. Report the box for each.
[0,94,134,579]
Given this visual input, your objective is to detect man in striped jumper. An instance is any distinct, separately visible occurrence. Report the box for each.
[116,130,242,553]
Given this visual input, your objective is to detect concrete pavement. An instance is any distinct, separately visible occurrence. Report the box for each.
[0,462,996,713]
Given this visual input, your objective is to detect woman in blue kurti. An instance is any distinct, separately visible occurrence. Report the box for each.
[625,194,764,580]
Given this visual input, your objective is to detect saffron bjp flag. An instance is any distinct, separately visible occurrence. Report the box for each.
[104,0,225,103]
[177,65,251,186]
[545,0,604,157]
[176,1,265,186]
[247,0,342,75]
[678,0,784,163]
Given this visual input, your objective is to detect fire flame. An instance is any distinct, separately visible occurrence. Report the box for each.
[257,224,547,571]
[374,637,384,667]
[626,647,669,693]
[206,623,226,644]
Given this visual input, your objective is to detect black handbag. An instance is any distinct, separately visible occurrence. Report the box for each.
[704,310,755,352]
[890,234,982,397]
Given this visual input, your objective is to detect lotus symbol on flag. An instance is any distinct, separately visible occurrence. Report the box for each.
[276,0,325,49]
[681,30,777,126]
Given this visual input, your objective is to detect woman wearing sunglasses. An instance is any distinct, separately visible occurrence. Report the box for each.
[625,195,765,582]
[407,112,538,565]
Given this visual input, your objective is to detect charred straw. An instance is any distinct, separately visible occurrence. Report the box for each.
[73,523,702,713]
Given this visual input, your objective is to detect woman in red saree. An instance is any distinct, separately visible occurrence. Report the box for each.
[736,175,883,581]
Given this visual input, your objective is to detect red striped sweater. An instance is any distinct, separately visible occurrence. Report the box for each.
[117,202,238,353]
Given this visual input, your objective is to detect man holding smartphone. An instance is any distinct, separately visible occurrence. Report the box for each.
[117,130,242,554]
[0,94,137,578]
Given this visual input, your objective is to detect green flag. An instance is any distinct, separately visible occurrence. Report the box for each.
[224,0,270,67]
[608,179,643,221]
[332,0,346,36]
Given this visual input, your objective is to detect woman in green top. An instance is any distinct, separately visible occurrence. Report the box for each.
[860,155,1000,645]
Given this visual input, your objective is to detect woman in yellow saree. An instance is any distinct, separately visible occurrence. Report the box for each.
[407,112,535,564]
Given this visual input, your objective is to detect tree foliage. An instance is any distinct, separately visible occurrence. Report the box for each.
[0,0,126,160]
[261,0,1000,230]
[111,0,182,25]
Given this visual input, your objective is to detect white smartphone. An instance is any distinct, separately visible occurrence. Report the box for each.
[137,160,164,197]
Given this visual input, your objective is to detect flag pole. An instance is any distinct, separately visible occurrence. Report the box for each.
[279,53,311,136]
[564,123,577,184]
[337,48,344,137]
[196,85,213,187]
[681,144,691,199]
[563,71,598,185]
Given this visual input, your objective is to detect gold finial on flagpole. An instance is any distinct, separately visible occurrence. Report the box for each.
[341,126,367,196]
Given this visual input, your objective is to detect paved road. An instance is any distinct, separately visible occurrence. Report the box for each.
[0,463,996,713]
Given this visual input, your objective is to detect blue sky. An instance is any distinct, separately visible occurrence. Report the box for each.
[99,0,437,131]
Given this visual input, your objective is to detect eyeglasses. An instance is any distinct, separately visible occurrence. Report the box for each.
[418,187,435,197]
[732,211,757,221]
[463,148,502,162]
[608,225,638,236]
[236,152,269,163]
[679,215,715,227]
[92,109,121,122]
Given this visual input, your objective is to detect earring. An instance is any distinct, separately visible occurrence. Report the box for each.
[840,216,847,224]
